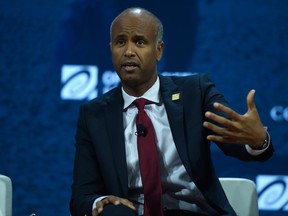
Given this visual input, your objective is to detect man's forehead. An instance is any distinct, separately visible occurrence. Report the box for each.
[112,14,156,33]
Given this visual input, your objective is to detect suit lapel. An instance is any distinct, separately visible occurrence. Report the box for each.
[159,76,192,176]
[104,87,129,196]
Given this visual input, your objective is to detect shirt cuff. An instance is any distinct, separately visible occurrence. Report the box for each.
[92,196,108,210]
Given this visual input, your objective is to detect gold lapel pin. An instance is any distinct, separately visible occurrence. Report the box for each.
[172,93,180,101]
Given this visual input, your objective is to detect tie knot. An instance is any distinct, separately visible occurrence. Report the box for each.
[133,98,147,110]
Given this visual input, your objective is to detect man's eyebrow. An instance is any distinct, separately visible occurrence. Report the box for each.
[114,33,127,39]
[113,33,147,41]
[134,35,145,39]
[132,35,147,41]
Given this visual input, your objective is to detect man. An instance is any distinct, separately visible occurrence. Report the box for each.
[70,7,274,216]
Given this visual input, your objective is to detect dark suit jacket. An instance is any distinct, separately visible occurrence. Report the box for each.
[70,74,274,216]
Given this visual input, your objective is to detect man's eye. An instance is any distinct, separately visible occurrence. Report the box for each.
[116,40,125,45]
[136,40,145,45]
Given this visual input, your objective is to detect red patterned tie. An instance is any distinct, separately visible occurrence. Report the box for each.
[134,98,163,216]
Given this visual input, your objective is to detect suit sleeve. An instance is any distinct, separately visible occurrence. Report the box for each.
[70,104,104,216]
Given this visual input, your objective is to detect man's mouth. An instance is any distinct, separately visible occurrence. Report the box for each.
[121,62,139,72]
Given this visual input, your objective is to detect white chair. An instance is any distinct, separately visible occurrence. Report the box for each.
[219,177,259,216]
[0,175,12,216]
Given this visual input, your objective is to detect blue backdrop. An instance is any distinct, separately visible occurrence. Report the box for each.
[1,0,288,215]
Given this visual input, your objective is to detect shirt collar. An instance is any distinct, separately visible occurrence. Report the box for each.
[122,77,161,110]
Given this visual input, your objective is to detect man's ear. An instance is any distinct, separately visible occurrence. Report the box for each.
[156,41,164,61]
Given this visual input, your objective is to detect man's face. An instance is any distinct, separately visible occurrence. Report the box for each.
[110,12,163,96]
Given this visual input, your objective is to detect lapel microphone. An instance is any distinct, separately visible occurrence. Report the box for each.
[135,124,146,136]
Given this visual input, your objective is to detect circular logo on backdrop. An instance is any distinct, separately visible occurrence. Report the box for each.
[61,65,98,100]
[257,175,288,211]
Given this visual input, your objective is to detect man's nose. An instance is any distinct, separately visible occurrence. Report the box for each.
[124,43,135,57]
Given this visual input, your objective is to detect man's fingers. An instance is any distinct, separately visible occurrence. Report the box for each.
[93,195,136,216]
[213,103,241,120]
[246,89,256,111]
[121,199,137,210]
[205,111,232,128]
[203,121,242,144]
[92,206,102,216]
[203,121,228,135]
[107,196,135,209]
[206,134,227,143]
